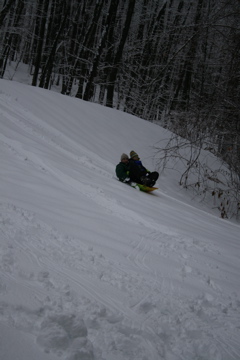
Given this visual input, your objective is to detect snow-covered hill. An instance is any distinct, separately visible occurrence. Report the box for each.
[0,79,240,360]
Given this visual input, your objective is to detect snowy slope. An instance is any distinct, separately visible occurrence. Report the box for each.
[0,79,240,360]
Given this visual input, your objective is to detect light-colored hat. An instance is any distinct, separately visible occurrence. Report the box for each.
[130,150,138,158]
[121,153,129,161]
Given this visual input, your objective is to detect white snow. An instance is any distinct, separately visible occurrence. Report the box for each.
[0,77,240,360]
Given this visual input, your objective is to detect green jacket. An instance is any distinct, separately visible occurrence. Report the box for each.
[116,162,129,182]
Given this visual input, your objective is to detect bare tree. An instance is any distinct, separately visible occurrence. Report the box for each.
[106,0,136,107]
[31,0,50,86]
[0,0,16,28]
[0,0,25,78]
[83,0,120,102]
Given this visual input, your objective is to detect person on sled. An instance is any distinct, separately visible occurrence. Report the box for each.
[128,150,159,187]
[116,153,131,183]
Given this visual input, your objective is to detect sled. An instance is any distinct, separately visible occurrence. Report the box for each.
[131,183,158,192]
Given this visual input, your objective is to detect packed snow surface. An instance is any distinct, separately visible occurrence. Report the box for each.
[0,79,240,360]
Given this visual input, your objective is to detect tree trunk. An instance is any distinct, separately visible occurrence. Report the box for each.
[106,0,136,108]
[39,3,69,89]
[0,0,16,28]
[0,0,24,78]
[32,0,50,86]
[75,0,105,99]
[83,0,120,101]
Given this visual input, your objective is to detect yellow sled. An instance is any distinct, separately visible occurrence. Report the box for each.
[132,183,158,192]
